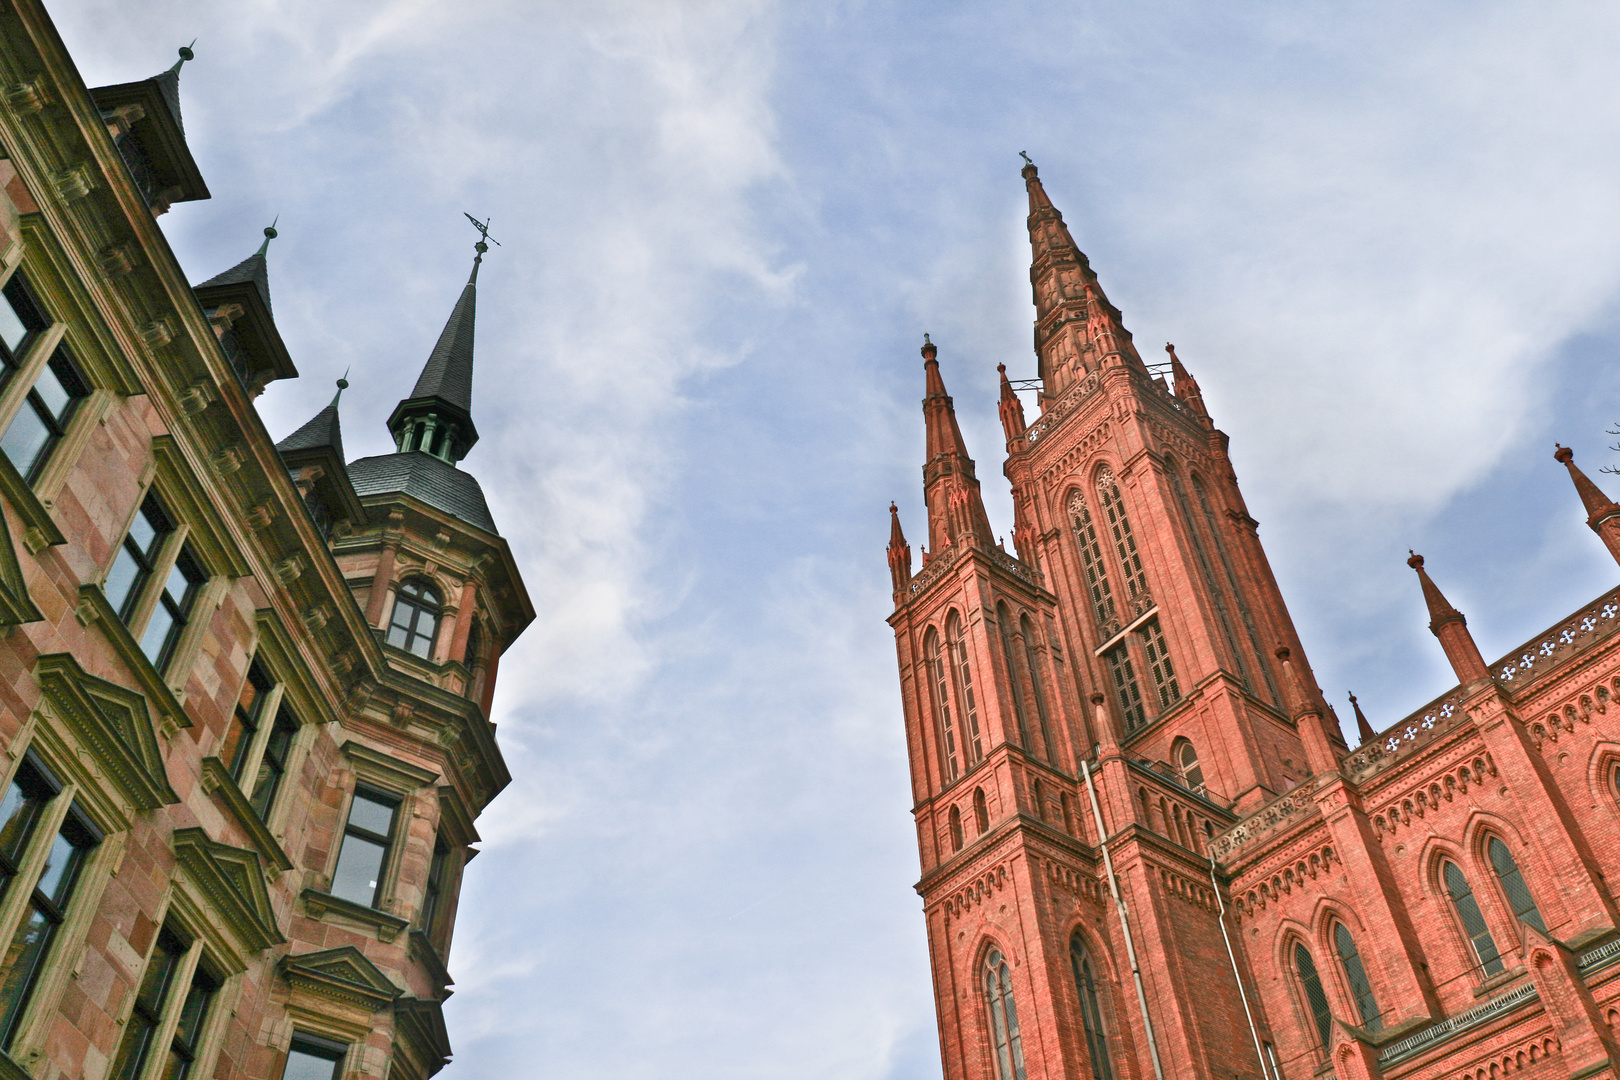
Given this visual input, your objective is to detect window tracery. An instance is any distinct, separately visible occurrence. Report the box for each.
[983,949,1027,1080]
[1069,935,1113,1080]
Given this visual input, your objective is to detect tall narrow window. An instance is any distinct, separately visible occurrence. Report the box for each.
[947,613,984,766]
[983,949,1027,1080]
[330,787,399,908]
[139,544,206,672]
[948,806,964,853]
[1174,740,1204,794]
[248,707,299,820]
[996,604,1030,749]
[1069,935,1114,1080]
[1021,615,1054,761]
[112,927,186,1080]
[1095,467,1148,609]
[1138,617,1180,708]
[0,346,87,482]
[1333,923,1382,1030]
[973,788,989,834]
[165,965,218,1080]
[280,1034,347,1080]
[223,662,273,782]
[1293,942,1333,1048]
[421,838,450,938]
[0,801,99,1048]
[1069,490,1118,633]
[0,274,47,397]
[105,495,174,622]
[926,629,960,782]
[1486,837,1546,932]
[0,758,52,908]
[1104,644,1145,733]
[387,579,441,659]
[1443,860,1504,976]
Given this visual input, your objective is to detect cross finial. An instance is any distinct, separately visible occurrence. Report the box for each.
[1018,150,1033,166]
[923,332,931,345]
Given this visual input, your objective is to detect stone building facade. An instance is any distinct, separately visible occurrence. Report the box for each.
[886,160,1620,1080]
[0,3,531,1079]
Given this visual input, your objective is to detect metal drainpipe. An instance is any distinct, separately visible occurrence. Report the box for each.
[1210,853,1277,1080]
[1081,756,1166,1080]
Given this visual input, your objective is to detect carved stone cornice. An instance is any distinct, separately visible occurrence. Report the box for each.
[197,758,293,872]
[280,946,403,1012]
[301,888,410,943]
[171,827,284,953]
[32,651,177,810]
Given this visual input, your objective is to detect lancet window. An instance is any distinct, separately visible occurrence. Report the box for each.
[925,629,961,783]
[1173,739,1203,794]
[1486,837,1546,933]
[1068,490,1118,633]
[1139,617,1180,708]
[996,604,1031,750]
[1104,644,1145,734]
[1293,942,1333,1048]
[1021,615,1055,761]
[1333,923,1381,1030]
[973,788,989,834]
[1167,464,1250,690]
[1095,467,1149,611]
[1443,860,1503,976]
[983,949,1027,1080]
[948,806,964,853]
[946,612,984,767]
[1069,935,1113,1080]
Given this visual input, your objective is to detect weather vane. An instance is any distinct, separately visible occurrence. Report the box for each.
[463,212,501,254]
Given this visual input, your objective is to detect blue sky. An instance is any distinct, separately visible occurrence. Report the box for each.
[52,2,1620,1077]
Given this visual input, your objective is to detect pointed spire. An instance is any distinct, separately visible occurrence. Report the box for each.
[197,226,275,314]
[1348,691,1376,745]
[997,363,1027,443]
[1554,444,1620,566]
[888,503,913,598]
[1407,552,1491,687]
[919,337,995,554]
[331,370,349,408]
[257,218,278,257]
[1165,343,1209,421]
[1274,646,1341,774]
[276,374,347,461]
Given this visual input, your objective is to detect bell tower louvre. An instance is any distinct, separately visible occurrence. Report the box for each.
[886,161,1620,1080]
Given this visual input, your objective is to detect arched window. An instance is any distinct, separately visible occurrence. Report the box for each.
[1068,490,1118,632]
[983,949,1027,1080]
[1443,860,1504,976]
[1030,779,1046,823]
[946,612,984,766]
[1069,935,1113,1080]
[997,603,1031,749]
[925,629,961,782]
[1333,923,1382,1030]
[1095,466,1148,608]
[1174,740,1204,794]
[386,579,442,659]
[1061,792,1075,837]
[1487,837,1546,932]
[973,788,989,834]
[1020,614,1055,760]
[1293,942,1333,1048]
[948,806,964,853]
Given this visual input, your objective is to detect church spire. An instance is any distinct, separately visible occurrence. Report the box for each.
[387,222,494,464]
[1165,343,1209,421]
[1021,157,1141,399]
[1348,691,1376,745]
[920,337,995,555]
[887,503,912,599]
[997,363,1026,443]
[1407,552,1491,687]
[1554,444,1620,566]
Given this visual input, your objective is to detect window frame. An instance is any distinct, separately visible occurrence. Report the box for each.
[982,947,1027,1080]
[386,578,443,660]
[1484,835,1547,935]
[0,341,88,483]
[1069,933,1114,1080]
[281,1032,348,1080]
[1291,939,1334,1051]
[925,626,961,784]
[329,784,403,911]
[1441,857,1505,978]
[1331,921,1382,1031]
[945,611,984,768]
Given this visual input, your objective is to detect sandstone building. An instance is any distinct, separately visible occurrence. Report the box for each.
[0,3,530,1078]
[886,160,1620,1080]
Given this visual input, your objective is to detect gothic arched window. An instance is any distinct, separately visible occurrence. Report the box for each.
[1095,466,1148,609]
[1173,739,1204,794]
[948,806,964,853]
[1020,614,1055,760]
[946,612,984,766]
[996,603,1031,749]
[973,788,989,834]
[1333,923,1382,1030]
[387,579,442,659]
[1293,942,1333,1048]
[1443,860,1504,976]
[1486,837,1546,933]
[925,628,960,782]
[1068,490,1118,632]
[983,949,1027,1080]
[1069,935,1113,1080]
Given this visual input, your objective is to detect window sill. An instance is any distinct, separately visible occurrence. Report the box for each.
[0,443,63,551]
[0,1048,30,1080]
[74,584,190,732]
[198,758,294,873]
[1472,965,1527,998]
[301,888,409,943]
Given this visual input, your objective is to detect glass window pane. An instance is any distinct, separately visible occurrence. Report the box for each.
[330,835,386,906]
[161,562,190,606]
[127,506,159,557]
[0,907,56,1047]
[0,771,47,870]
[0,297,26,356]
[140,605,177,664]
[34,830,84,906]
[281,1046,344,1080]
[347,792,395,836]
[32,363,71,420]
[0,404,50,478]
[103,547,143,616]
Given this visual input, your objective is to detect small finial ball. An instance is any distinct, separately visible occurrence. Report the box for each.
[475,241,488,254]
[1407,550,1425,569]
[1089,692,1105,706]
[889,502,897,514]
[178,45,195,62]
[336,378,349,391]
[263,225,278,240]
[1554,443,1574,464]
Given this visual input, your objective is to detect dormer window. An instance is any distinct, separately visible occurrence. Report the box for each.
[387,580,441,659]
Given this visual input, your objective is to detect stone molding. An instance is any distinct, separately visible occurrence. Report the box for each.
[300,888,410,943]
[197,757,294,873]
[280,946,403,1012]
[32,651,177,810]
[170,826,284,954]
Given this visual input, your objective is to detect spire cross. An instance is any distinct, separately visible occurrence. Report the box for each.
[1018,150,1033,165]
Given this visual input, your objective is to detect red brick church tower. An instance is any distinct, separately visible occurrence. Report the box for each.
[886,161,1620,1080]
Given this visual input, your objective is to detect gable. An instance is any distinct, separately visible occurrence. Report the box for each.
[33,652,176,810]
[281,946,402,1012]
[171,827,284,954]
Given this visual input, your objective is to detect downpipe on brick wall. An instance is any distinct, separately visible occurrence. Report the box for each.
[1210,853,1279,1080]
[1081,756,1166,1080]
